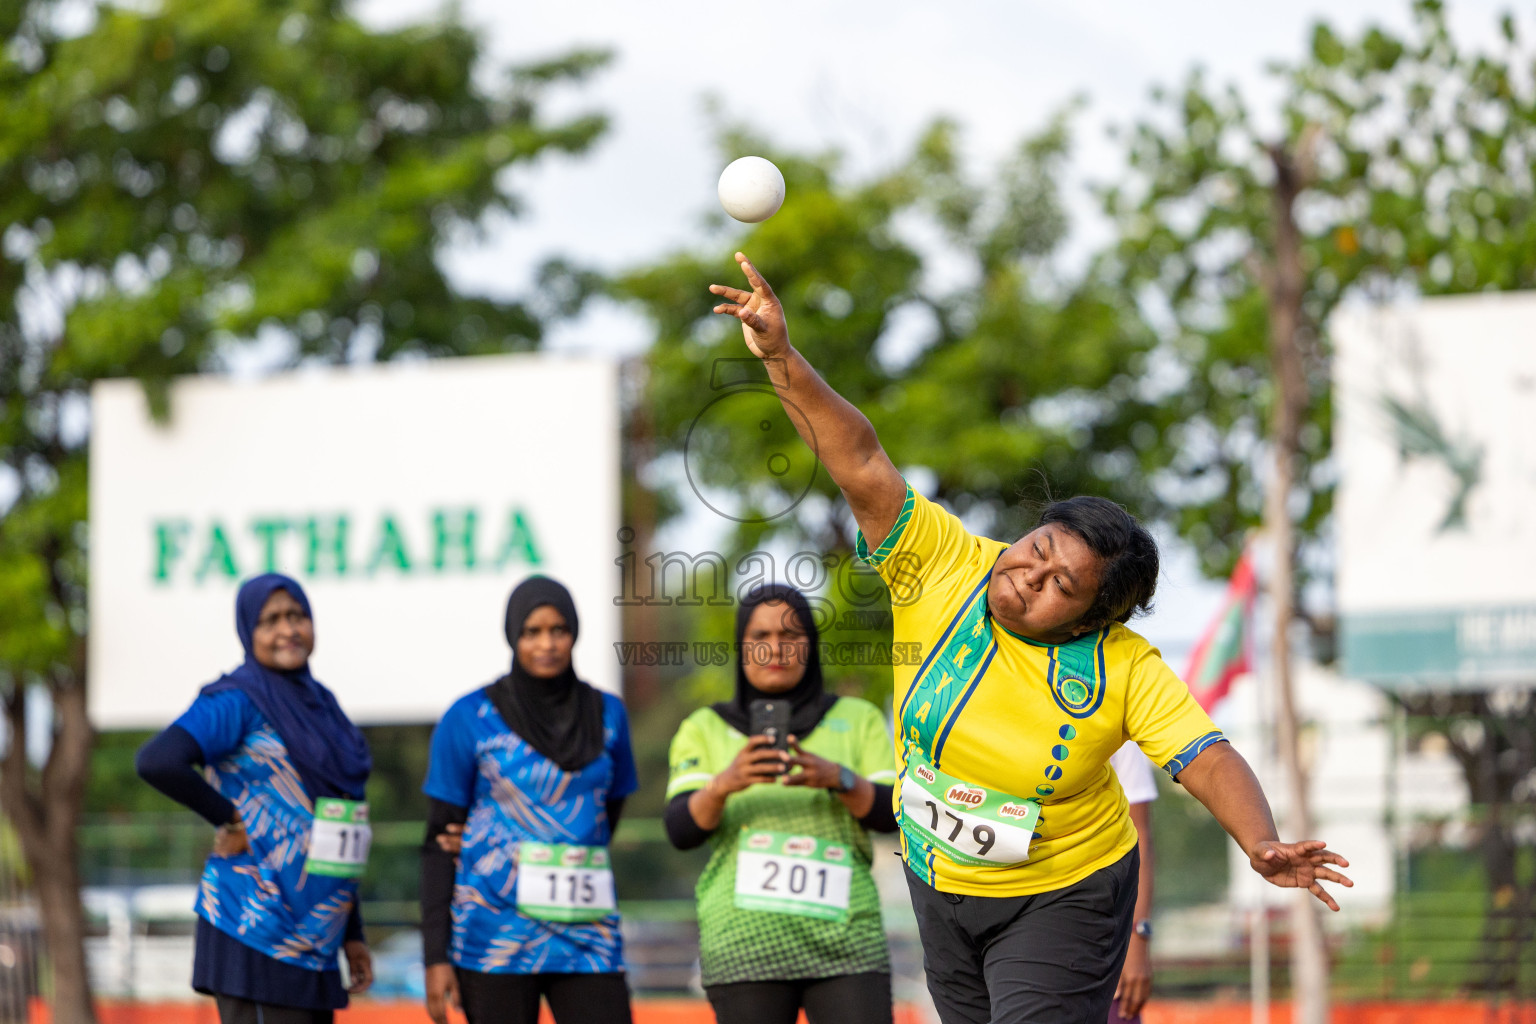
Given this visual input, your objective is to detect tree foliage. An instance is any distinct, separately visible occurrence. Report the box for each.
[618,114,1166,701]
[0,1,608,1017]
[1103,0,1536,584]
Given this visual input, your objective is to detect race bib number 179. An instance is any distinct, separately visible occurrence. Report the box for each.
[899,752,1038,867]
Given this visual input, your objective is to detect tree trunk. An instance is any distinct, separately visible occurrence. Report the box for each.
[0,683,97,1024]
[1263,143,1330,1024]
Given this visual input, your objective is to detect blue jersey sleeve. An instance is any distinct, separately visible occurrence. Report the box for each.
[605,695,639,800]
[423,697,479,808]
[172,690,259,765]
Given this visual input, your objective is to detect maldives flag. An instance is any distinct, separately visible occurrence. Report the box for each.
[1183,551,1256,712]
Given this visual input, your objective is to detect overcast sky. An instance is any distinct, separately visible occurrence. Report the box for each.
[351,0,1510,649]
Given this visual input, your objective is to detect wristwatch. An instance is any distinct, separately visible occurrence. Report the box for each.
[1133,919,1154,940]
[834,765,858,793]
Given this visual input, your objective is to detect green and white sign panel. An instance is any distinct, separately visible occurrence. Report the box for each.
[1334,295,1536,690]
[89,355,621,726]
[734,830,854,922]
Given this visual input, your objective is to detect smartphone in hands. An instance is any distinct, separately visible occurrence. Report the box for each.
[748,699,793,771]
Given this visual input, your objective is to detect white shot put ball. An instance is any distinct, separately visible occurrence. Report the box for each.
[717,156,786,223]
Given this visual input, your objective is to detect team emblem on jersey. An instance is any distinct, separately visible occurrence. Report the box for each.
[1046,630,1108,719]
[1053,672,1096,714]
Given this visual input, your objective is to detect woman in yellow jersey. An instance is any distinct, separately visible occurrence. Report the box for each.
[707,252,1353,1024]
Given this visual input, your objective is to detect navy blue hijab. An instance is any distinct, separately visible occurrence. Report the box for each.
[201,574,371,801]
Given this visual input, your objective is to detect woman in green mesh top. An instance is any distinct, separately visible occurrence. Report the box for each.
[665,583,900,1024]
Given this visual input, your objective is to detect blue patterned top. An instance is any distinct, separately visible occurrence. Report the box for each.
[423,688,638,974]
[176,690,361,972]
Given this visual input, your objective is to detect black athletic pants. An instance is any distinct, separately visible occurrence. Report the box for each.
[905,849,1138,1024]
[214,996,332,1024]
[705,972,893,1024]
[454,967,633,1024]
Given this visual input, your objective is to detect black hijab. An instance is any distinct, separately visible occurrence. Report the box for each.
[485,576,606,772]
[713,583,837,738]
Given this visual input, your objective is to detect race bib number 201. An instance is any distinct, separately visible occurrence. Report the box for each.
[306,798,372,878]
[734,830,853,923]
[899,752,1038,867]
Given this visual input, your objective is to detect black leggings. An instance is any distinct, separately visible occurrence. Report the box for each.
[214,996,332,1024]
[454,968,633,1024]
[905,849,1139,1024]
[705,972,893,1024]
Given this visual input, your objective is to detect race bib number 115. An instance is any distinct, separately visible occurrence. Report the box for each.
[516,843,616,923]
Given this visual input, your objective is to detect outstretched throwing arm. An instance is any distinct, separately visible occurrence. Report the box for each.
[710,252,907,547]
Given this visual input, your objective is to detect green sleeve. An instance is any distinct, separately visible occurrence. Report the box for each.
[666,713,717,799]
[852,701,897,784]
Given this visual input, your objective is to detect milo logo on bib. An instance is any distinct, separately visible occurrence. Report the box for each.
[560,847,587,867]
[900,750,1040,869]
[522,845,553,864]
[783,836,817,856]
[945,784,985,808]
[319,802,347,820]
[746,832,774,850]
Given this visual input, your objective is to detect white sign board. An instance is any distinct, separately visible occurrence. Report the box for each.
[89,355,621,727]
[1334,293,1536,688]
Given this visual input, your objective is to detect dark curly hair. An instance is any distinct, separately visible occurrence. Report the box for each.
[1036,496,1159,630]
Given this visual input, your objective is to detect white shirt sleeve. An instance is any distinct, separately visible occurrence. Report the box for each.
[1109,740,1159,804]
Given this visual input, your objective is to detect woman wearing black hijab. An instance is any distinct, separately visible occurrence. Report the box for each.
[664,583,899,1024]
[420,576,638,1024]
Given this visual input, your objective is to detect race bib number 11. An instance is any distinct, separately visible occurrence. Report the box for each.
[306,798,372,878]
[899,751,1039,867]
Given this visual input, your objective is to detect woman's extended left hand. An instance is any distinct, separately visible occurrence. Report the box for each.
[1249,840,1353,911]
[344,940,373,994]
[782,738,841,789]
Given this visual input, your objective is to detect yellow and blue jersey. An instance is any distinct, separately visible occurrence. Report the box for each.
[859,484,1223,897]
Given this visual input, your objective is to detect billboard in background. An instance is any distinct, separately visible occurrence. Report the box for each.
[89,355,621,728]
[1335,293,1536,689]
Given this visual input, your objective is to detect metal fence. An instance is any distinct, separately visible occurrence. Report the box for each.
[0,825,41,1023]
[0,813,1522,1010]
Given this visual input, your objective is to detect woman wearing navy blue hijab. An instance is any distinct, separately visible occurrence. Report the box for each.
[137,574,374,1024]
